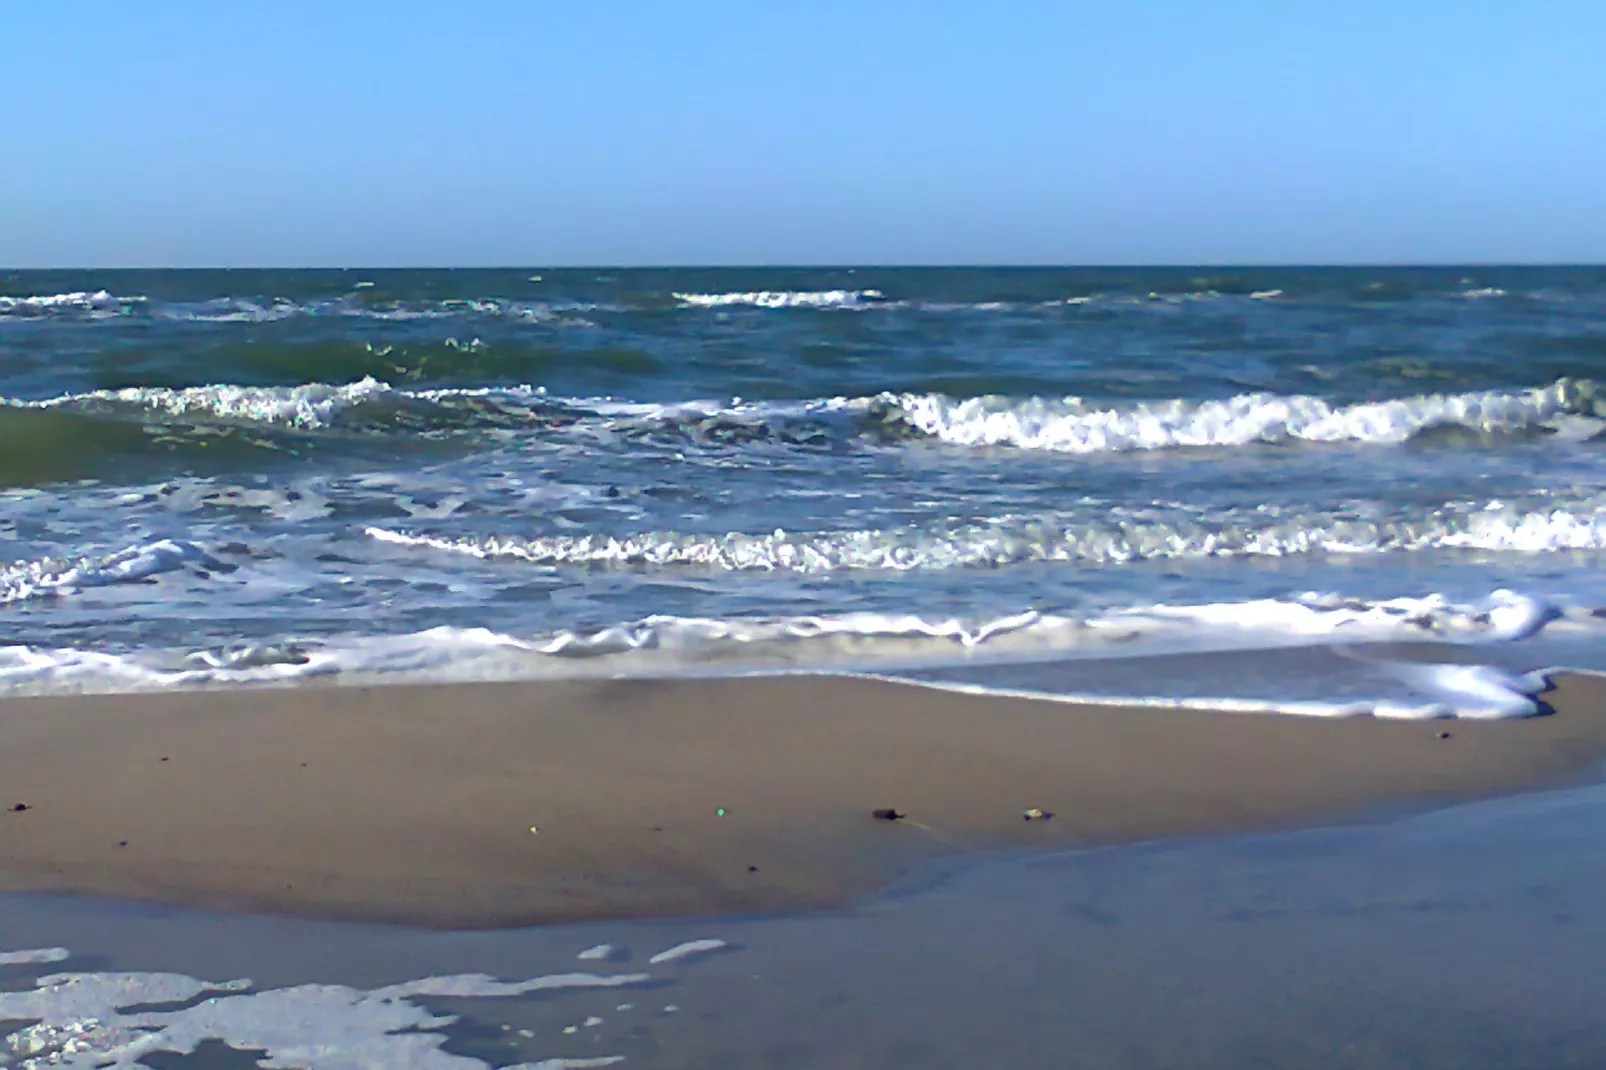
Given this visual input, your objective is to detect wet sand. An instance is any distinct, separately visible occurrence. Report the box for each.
[0,671,1603,928]
[6,777,1606,1068]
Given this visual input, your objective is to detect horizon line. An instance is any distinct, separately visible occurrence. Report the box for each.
[6,261,1605,273]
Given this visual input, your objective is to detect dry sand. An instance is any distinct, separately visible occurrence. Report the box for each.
[0,672,1603,928]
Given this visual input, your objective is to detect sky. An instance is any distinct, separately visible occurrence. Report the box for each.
[3,1,1605,267]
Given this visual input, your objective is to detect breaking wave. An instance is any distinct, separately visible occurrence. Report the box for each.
[674,289,886,309]
[17,379,393,431]
[365,496,1606,573]
[1,539,220,605]
[0,592,1578,716]
[879,378,1606,453]
[4,379,1603,478]
[0,291,610,323]
[0,290,145,317]
[146,295,611,324]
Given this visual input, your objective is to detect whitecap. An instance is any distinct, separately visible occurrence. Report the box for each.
[9,377,392,430]
[1,539,218,605]
[878,378,1605,453]
[674,289,884,309]
[363,492,1606,575]
[0,290,142,316]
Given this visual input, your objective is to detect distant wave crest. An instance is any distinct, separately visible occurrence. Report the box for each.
[0,290,145,317]
[673,289,885,309]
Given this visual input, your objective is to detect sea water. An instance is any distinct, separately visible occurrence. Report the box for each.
[5,266,1606,715]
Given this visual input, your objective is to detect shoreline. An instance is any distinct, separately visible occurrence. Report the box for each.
[0,672,1603,929]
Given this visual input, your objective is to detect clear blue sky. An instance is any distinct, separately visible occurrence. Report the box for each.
[4,1,1604,267]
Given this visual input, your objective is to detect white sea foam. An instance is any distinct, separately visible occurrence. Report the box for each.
[1146,290,1221,302]
[647,939,728,965]
[0,292,609,324]
[399,379,1606,456]
[0,290,142,316]
[0,592,1586,717]
[149,297,304,323]
[364,493,1606,573]
[143,294,610,323]
[1,539,217,605]
[1380,662,1543,719]
[10,377,392,430]
[880,379,1606,453]
[0,958,648,1069]
[888,661,1551,720]
[4,378,837,436]
[0,949,70,966]
[674,289,884,309]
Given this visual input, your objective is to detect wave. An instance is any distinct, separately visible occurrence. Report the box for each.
[0,291,610,324]
[7,378,1605,459]
[0,592,1580,715]
[879,378,1606,452]
[364,495,1606,573]
[5,379,861,446]
[0,290,145,317]
[674,289,886,309]
[0,390,451,490]
[673,291,1057,312]
[50,379,392,430]
[147,295,611,324]
[4,283,1593,325]
[1,539,219,605]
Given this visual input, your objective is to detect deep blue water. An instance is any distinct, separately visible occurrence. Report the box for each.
[3,267,1606,708]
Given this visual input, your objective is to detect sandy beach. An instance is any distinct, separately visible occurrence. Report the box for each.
[1,671,1603,928]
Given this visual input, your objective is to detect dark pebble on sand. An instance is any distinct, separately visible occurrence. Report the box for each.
[872,809,906,821]
[117,841,128,847]
[1437,731,1452,740]
[748,865,759,873]
[10,803,30,812]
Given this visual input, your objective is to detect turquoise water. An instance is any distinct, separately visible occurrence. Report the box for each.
[4,267,1606,709]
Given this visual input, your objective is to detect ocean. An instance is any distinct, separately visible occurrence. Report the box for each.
[4,266,1606,715]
